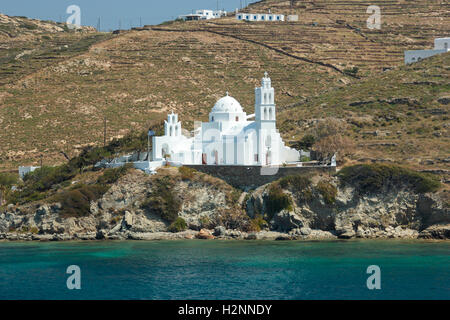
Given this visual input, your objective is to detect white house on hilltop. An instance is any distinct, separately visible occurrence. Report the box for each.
[179,9,227,21]
[152,73,300,166]
[404,37,450,64]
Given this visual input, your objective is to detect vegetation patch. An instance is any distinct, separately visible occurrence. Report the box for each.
[0,173,19,206]
[9,165,77,205]
[56,184,109,218]
[249,214,268,232]
[265,184,293,220]
[178,166,197,181]
[338,164,441,194]
[316,181,337,205]
[167,217,187,233]
[96,164,132,185]
[141,175,181,223]
[279,174,311,193]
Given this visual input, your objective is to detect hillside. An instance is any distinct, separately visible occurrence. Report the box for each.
[278,52,450,173]
[0,0,448,175]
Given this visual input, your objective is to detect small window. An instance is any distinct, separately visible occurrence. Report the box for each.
[236,116,239,121]
[254,16,257,20]
[211,116,214,121]
[246,15,249,19]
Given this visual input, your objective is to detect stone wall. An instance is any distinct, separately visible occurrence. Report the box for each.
[186,164,336,189]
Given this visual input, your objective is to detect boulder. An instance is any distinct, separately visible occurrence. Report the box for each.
[213,226,226,237]
[419,224,450,239]
[121,211,133,229]
[270,209,303,232]
[196,229,214,239]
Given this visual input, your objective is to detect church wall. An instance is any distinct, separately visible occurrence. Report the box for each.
[185,165,336,190]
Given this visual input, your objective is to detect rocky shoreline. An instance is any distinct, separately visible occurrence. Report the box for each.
[1,168,449,242]
[1,225,447,242]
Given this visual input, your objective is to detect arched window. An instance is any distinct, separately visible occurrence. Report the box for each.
[175,125,179,136]
[269,108,273,120]
[264,108,267,120]
[169,126,173,137]
[269,93,272,103]
[264,93,267,104]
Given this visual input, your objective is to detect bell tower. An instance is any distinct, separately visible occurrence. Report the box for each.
[255,72,276,123]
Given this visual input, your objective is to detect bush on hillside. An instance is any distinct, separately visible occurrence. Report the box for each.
[57,184,109,217]
[338,164,441,194]
[279,175,311,193]
[141,176,181,223]
[316,181,337,205]
[265,184,293,220]
[167,217,187,233]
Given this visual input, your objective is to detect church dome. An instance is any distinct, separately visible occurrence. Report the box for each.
[211,93,243,113]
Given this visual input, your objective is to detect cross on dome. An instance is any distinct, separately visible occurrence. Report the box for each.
[264,71,269,78]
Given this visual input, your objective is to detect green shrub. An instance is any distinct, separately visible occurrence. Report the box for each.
[338,164,441,194]
[300,156,310,162]
[141,176,181,223]
[97,164,132,185]
[249,214,268,232]
[178,166,196,181]
[265,184,293,220]
[168,217,187,233]
[10,165,77,204]
[316,181,337,205]
[299,134,316,150]
[57,184,109,217]
[279,175,311,193]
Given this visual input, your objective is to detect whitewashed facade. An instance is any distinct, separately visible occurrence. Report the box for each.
[404,37,450,64]
[179,9,227,21]
[236,13,285,22]
[152,73,299,166]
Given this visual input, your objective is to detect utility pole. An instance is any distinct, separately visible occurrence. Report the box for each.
[103,117,107,147]
[40,155,43,168]
[97,17,101,32]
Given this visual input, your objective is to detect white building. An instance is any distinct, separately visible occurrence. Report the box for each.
[404,37,450,64]
[152,73,300,166]
[19,166,40,179]
[179,9,227,21]
[236,13,285,22]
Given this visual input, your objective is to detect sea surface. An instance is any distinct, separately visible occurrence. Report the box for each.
[0,240,448,300]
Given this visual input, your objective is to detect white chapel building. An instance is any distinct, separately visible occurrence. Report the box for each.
[152,72,300,166]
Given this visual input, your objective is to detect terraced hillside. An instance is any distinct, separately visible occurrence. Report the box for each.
[278,52,450,173]
[166,0,449,77]
[0,0,448,175]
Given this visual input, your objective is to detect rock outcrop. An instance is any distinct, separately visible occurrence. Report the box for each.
[1,169,449,241]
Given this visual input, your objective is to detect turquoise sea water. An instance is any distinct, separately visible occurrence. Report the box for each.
[0,240,448,300]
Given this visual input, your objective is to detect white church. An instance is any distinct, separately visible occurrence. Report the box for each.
[151,72,300,167]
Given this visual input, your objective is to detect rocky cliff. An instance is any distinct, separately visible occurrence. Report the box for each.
[0,166,448,241]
